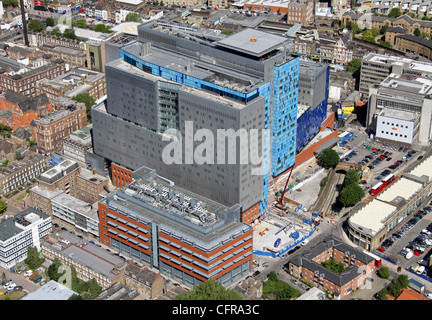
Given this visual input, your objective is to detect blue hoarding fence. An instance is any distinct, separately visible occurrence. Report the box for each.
[253,226,317,258]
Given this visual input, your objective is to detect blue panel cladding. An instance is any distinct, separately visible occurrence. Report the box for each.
[258,83,271,213]
[271,57,299,178]
[296,67,330,153]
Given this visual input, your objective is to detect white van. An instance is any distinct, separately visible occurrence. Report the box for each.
[416,266,425,275]
[406,251,414,259]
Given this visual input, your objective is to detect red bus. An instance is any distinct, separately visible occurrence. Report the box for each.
[382,174,395,187]
[364,250,382,268]
[370,181,384,196]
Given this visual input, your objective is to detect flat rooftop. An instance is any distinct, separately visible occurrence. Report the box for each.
[377,177,423,205]
[42,231,125,281]
[101,166,248,249]
[216,28,289,58]
[120,42,262,93]
[22,280,77,300]
[349,200,397,236]
[378,108,419,121]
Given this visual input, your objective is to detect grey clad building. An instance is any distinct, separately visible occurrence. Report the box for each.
[92,21,301,223]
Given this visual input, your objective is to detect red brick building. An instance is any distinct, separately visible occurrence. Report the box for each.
[0,58,67,97]
[35,103,88,156]
[287,236,377,299]
[6,46,44,61]
[111,163,133,188]
[0,90,53,133]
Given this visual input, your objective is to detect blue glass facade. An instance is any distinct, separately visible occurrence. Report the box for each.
[271,58,300,178]
[296,67,330,153]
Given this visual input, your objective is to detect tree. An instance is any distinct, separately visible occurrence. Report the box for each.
[0,200,6,213]
[377,267,390,279]
[338,183,364,207]
[25,246,42,269]
[45,17,55,27]
[380,25,388,34]
[63,28,77,40]
[175,279,243,300]
[94,24,112,33]
[75,19,88,29]
[268,270,278,282]
[125,12,143,22]
[362,29,375,43]
[51,28,62,37]
[28,19,46,32]
[388,8,401,18]
[344,58,361,73]
[377,288,388,300]
[319,148,340,169]
[47,258,63,281]
[414,28,421,37]
[2,0,18,7]
[343,169,360,187]
[72,93,95,122]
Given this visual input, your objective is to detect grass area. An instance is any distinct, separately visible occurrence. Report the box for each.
[263,271,301,300]
[0,291,26,300]
[15,193,27,202]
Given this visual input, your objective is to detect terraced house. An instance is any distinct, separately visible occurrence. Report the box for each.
[0,151,47,196]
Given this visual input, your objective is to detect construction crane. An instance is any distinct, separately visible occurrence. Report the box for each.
[276,163,295,208]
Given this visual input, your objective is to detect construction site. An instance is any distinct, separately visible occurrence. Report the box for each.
[253,161,323,258]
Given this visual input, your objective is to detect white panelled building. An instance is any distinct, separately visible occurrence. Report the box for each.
[0,208,51,269]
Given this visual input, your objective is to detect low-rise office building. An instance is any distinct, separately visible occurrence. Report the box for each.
[348,155,432,251]
[0,208,51,269]
[41,231,126,289]
[367,73,432,146]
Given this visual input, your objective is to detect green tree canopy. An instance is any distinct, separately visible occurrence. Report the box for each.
[344,58,361,73]
[319,148,340,169]
[175,279,243,300]
[2,0,18,7]
[388,7,401,18]
[51,28,62,37]
[321,257,347,274]
[74,18,88,29]
[0,200,6,213]
[28,19,46,32]
[47,258,64,281]
[63,28,77,40]
[94,24,112,33]
[25,246,43,269]
[72,93,95,122]
[125,12,143,22]
[343,169,360,187]
[362,29,375,43]
[377,266,390,279]
[414,28,421,37]
[45,17,55,27]
[338,183,364,207]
